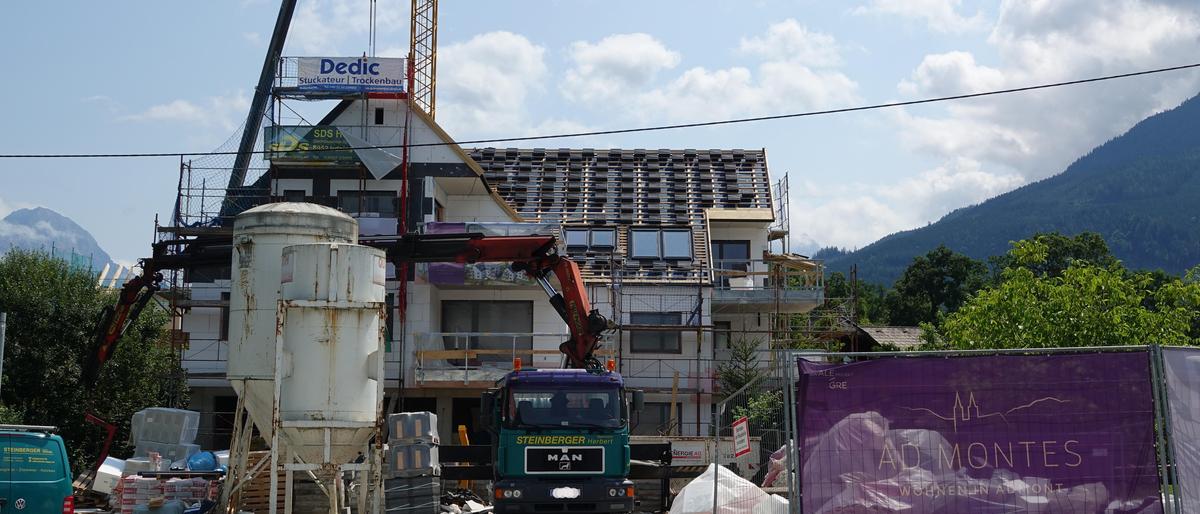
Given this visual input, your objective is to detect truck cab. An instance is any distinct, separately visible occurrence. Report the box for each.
[0,425,74,514]
[483,368,643,514]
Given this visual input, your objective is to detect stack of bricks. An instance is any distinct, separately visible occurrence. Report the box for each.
[385,412,442,514]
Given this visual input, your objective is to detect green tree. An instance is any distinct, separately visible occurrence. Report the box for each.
[0,249,188,472]
[935,239,1200,349]
[886,245,986,326]
[988,231,1118,280]
[716,338,764,396]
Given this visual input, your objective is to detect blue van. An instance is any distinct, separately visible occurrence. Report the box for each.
[1,425,73,514]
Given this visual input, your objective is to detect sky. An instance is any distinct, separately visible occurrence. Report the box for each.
[1,0,1199,265]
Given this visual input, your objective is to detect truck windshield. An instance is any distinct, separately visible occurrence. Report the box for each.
[507,388,622,429]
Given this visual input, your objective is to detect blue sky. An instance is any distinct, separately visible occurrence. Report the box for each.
[2,0,1199,264]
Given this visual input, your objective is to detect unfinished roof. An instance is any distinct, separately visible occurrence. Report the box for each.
[470,147,774,283]
[471,148,772,225]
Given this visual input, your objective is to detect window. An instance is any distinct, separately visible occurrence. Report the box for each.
[507,388,622,429]
[629,312,682,353]
[441,301,534,361]
[590,229,615,249]
[630,230,660,259]
[630,229,693,260]
[219,292,230,341]
[714,321,732,349]
[374,107,385,125]
[564,228,616,253]
[338,191,397,217]
[662,230,692,259]
[634,402,680,436]
[712,240,751,288]
[283,189,306,203]
[565,229,589,250]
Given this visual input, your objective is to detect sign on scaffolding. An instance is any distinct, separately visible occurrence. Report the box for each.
[297,57,406,93]
[731,416,751,458]
[263,125,359,165]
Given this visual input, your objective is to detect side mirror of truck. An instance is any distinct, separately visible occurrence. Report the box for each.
[632,390,645,413]
[480,389,497,432]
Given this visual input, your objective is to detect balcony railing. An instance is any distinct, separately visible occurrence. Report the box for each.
[710,257,824,313]
[412,332,588,386]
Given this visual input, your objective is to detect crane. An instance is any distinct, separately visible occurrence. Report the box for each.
[379,232,611,369]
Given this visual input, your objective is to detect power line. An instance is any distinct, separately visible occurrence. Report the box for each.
[2,61,1198,160]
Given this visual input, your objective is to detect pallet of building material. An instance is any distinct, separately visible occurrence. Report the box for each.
[387,443,441,478]
[388,411,440,444]
[384,476,442,500]
[133,441,201,462]
[131,408,200,445]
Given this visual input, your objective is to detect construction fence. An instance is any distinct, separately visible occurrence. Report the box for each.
[762,346,1200,514]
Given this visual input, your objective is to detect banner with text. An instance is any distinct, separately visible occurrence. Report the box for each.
[796,352,1161,513]
[297,57,405,93]
[264,125,359,164]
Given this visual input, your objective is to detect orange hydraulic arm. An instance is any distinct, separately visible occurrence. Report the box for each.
[381,233,612,369]
[82,243,167,387]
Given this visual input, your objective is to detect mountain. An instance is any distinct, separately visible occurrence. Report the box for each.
[824,92,1200,285]
[0,207,116,273]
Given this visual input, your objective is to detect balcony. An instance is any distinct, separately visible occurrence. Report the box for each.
[710,256,824,314]
[411,332,616,387]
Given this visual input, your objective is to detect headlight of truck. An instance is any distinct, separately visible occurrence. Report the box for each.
[512,489,523,498]
[608,488,618,497]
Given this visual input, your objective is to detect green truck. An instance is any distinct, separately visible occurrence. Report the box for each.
[481,367,646,514]
[1,425,74,514]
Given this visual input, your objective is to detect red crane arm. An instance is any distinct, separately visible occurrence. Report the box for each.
[381,233,612,369]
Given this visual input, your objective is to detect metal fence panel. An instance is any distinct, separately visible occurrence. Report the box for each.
[708,355,794,514]
[790,348,1162,514]
[1160,347,1200,513]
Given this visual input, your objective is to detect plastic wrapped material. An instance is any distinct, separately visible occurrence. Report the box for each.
[388,411,440,444]
[751,495,788,514]
[213,450,230,467]
[132,408,200,445]
[670,464,768,514]
[93,456,125,495]
[387,443,441,478]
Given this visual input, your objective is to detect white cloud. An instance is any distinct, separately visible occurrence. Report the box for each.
[562,21,860,124]
[242,32,262,46]
[120,92,251,131]
[852,0,987,34]
[790,159,1024,249]
[561,33,681,103]
[738,19,841,67]
[894,0,1200,182]
[898,51,1005,96]
[436,32,548,136]
[633,62,859,122]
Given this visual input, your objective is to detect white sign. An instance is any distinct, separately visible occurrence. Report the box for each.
[732,416,751,458]
[297,57,406,93]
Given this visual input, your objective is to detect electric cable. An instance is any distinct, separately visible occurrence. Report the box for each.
[1,61,1197,160]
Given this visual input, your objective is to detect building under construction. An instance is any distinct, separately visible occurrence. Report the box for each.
[151,1,830,449]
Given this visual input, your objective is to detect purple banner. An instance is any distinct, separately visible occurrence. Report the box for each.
[796,352,1162,513]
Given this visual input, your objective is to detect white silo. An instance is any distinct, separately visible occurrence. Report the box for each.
[276,242,386,466]
[227,203,357,441]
